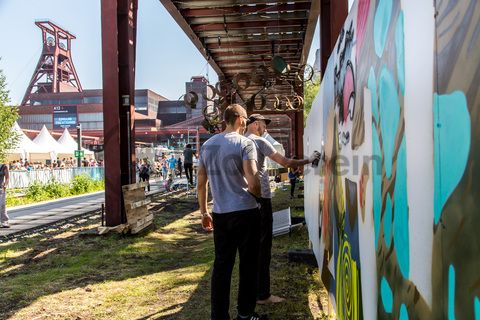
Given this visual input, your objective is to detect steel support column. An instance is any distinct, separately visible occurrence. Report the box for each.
[320,0,348,75]
[287,111,304,159]
[101,0,138,226]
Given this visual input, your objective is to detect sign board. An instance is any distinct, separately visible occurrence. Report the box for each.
[74,150,84,158]
[88,144,104,152]
[53,105,77,129]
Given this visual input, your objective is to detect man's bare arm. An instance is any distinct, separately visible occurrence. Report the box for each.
[243,159,261,198]
[197,165,208,213]
[269,152,310,167]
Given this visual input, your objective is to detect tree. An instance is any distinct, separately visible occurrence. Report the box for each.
[0,62,19,163]
[303,73,321,126]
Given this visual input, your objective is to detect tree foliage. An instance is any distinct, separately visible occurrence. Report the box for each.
[0,63,20,163]
[303,73,321,126]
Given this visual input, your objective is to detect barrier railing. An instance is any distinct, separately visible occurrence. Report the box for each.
[7,168,105,189]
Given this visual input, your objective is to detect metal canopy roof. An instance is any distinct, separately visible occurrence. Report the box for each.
[160,0,319,108]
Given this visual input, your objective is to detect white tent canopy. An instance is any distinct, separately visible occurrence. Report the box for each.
[57,128,94,156]
[33,125,73,158]
[7,122,50,162]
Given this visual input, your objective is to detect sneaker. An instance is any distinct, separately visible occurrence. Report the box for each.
[1,223,10,228]
[236,313,269,320]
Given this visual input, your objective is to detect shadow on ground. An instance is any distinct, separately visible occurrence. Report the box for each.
[0,188,328,319]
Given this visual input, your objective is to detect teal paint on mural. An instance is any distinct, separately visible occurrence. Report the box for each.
[395,11,405,95]
[369,67,379,123]
[379,66,400,179]
[474,296,479,320]
[373,125,382,250]
[449,264,456,320]
[433,91,471,224]
[384,194,393,248]
[394,137,410,278]
[374,0,393,57]
[381,277,393,313]
[399,304,409,320]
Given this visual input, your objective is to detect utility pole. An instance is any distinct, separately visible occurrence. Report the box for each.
[76,123,82,167]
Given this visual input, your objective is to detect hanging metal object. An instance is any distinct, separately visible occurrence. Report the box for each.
[184,91,199,108]
[202,84,218,101]
[271,55,291,75]
[296,64,314,82]
[232,73,251,90]
[291,95,304,110]
[252,94,267,110]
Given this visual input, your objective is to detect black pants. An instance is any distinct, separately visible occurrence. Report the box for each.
[257,198,273,300]
[211,209,260,320]
[290,178,296,197]
[184,163,193,184]
[141,174,150,191]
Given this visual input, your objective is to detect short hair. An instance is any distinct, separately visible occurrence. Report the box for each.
[186,144,192,148]
[223,104,246,126]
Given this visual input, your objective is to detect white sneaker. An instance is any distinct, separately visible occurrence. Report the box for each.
[1,223,10,228]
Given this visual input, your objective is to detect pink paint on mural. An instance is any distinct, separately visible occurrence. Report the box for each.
[356,0,371,58]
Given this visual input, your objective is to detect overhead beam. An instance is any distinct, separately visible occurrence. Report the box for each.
[188,11,308,25]
[159,0,224,76]
[175,0,311,10]
[181,2,311,17]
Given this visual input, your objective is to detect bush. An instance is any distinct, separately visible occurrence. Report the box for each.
[44,179,70,198]
[7,175,105,208]
[25,181,49,201]
[70,174,104,195]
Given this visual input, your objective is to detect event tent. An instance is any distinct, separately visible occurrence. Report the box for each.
[57,128,94,157]
[33,125,73,159]
[6,122,51,162]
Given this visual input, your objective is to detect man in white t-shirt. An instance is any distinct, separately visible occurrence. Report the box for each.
[245,113,320,305]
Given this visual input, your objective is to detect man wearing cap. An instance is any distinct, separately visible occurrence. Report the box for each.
[245,113,321,305]
[198,104,268,320]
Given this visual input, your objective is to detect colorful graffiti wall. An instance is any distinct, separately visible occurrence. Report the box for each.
[303,0,480,318]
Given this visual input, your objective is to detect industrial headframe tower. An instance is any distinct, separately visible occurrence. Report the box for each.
[21,21,82,106]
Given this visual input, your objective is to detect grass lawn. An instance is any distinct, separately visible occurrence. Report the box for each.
[0,185,330,319]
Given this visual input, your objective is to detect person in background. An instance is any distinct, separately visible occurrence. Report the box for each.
[245,114,320,305]
[139,160,151,192]
[161,161,168,181]
[167,154,177,177]
[177,157,183,178]
[0,162,10,228]
[183,144,195,186]
[288,160,300,199]
[197,104,267,320]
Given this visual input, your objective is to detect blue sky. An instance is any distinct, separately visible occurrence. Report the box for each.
[0,0,320,105]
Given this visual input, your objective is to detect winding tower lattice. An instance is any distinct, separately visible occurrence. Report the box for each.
[21,21,82,106]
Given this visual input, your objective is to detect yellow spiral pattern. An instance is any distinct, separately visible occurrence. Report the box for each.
[336,235,360,320]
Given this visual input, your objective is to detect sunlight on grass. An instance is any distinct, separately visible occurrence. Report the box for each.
[9,264,211,320]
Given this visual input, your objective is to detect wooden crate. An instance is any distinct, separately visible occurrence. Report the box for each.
[122,182,153,234]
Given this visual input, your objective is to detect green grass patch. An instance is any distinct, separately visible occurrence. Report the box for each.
[0,186,330,319]
[6,174,104,207]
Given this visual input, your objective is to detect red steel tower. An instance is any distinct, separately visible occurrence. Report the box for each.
[21,21,83,106]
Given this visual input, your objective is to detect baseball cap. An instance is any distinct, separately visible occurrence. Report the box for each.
[247,113,272,125]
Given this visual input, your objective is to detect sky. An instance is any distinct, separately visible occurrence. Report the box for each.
[0,0,320,105]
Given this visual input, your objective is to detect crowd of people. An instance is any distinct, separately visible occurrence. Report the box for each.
[197,104,321,320]
[137,144,198,192]
[7,157,103,171]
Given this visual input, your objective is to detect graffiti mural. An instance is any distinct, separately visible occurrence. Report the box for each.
[303,0,480,319]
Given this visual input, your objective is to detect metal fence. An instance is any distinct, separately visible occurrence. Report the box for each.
[7,168,105,189]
